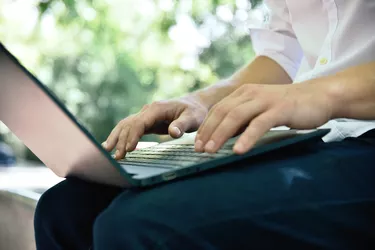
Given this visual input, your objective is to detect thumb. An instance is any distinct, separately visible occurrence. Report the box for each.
[168,112,200,138]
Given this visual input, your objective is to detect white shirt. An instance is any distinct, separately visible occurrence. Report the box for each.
[249,0,375,142]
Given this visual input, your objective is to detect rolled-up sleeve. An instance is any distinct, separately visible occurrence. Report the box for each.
[248,0,303,80]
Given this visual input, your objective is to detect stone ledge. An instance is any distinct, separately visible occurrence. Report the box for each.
[0,189,38,250]
[0,165,62,250]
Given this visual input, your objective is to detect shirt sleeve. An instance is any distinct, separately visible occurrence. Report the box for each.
[248,0,303,80]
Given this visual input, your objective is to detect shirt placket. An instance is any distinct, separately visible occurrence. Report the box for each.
[311,0,338,76]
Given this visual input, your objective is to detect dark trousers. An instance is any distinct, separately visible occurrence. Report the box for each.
[34,132,375,250]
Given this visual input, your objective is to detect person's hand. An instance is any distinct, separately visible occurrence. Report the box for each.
[102,95,209,160]
[195,82,334,154]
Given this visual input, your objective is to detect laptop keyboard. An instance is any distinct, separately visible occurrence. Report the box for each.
[118,144,234,169]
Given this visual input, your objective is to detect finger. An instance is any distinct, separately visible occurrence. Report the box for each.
[196,89,247,139]
[114,125,131,160]
[125,122,145,152]
[195,96,247,152]
[204,101,265,153]
[102,124,122,151]
[168,111,204,138]
[126,103,176,151]
[195,103,233,152]
[233,110,280,155]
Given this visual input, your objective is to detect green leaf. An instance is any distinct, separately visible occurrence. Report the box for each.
[38,1,50,15]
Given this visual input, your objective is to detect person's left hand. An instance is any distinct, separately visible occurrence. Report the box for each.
[195,82,334,154]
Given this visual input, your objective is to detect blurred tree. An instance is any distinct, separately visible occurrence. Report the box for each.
[0,0,262,161]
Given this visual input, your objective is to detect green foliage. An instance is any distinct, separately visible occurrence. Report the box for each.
[0,0,262,160]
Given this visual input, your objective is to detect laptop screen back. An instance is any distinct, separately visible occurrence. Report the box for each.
[0,44,129,186]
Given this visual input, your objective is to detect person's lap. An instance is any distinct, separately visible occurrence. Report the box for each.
[34,135,375,250]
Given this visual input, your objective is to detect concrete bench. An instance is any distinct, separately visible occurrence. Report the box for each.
[0,165,63,250]
[0,189,39,250]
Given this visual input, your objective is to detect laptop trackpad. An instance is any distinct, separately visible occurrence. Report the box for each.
[121,164,169,179]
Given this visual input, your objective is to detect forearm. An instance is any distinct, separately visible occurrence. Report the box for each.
[192,56,292,109]
[321,61,375,120]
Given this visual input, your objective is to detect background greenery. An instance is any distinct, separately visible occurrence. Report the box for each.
[0,0,262,161]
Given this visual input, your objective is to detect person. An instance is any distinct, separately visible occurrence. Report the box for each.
[34,1,375,249]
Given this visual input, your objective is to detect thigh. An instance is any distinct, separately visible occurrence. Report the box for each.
[94,139,375,250]
[34,178,123,250]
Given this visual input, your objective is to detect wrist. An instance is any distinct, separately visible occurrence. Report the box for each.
[190,79,239,110]
[315,62,375,120]
[309,75,346,119]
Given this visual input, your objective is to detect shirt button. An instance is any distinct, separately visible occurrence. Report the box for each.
[319,57,328,65]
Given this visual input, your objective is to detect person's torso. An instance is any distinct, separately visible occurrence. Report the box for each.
[263,0,375,141]
[286,0,375,83]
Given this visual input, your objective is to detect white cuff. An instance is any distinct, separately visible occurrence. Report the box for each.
[250,28,303,80]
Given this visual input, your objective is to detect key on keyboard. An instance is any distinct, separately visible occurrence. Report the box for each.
[118,144,233,168]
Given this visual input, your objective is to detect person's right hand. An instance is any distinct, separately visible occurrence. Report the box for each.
[101,95,209,160]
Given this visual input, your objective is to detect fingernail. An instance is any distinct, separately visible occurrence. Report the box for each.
[115,150,120,158]
[195,134,200,142]
[172,126,181,136]
[205,140,216,152]
[101,141,107,149]
[233,143,244,154]
[195,140,203,151]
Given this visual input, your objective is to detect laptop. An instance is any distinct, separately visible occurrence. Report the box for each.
[0,43,330,187]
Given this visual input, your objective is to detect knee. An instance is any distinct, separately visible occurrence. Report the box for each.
[34,180,68,237]
[93,206,138,248]
[35,181,63,225]
[93,203,170,249]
